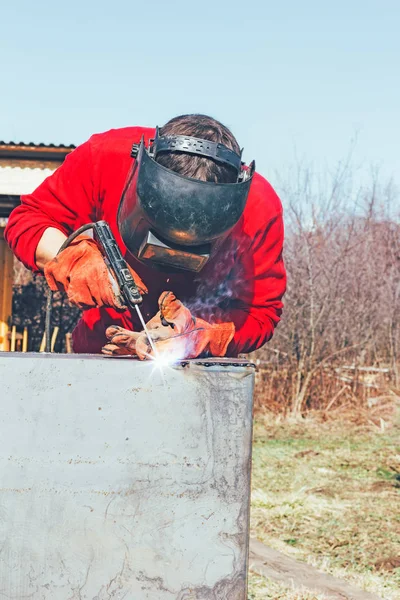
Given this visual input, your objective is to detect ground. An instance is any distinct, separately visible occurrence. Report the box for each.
[248,405,400,599]
[248,573,324,599]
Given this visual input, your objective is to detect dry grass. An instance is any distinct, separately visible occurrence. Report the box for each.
[249,404,400,600]
[248,572,325,599]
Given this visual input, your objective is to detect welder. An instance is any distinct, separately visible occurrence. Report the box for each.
[5,114,286,360]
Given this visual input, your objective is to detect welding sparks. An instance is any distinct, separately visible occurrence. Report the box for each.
[134,303,185,372]
[147,345,184,375]
[143,349,181,389]
[150,352,177,369]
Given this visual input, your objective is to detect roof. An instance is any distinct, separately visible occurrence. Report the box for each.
[0,141,75,161]
[0,142,75,217]
[0,141,75,149]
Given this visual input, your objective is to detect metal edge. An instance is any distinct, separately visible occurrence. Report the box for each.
[0,352,255,369]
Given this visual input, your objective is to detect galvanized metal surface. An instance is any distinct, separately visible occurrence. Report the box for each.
[0,353,254,599]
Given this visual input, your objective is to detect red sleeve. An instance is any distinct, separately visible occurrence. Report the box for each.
[71,307,134,354]
[4,140,96,273]
[226,210,286,355]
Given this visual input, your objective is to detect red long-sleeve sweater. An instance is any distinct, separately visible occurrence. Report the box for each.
[5,127,286,355]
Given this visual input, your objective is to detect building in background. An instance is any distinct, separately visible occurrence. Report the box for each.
[0,141,74,350]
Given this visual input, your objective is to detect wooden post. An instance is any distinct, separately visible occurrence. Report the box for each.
[39,332,46,353]
[40,327,59,353]
[10,325,16,352]
[65,332,72,354]
[51,326,59,353]
[22,327,28,352]
[0,227,13,352]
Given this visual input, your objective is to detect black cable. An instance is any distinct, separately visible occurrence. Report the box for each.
[45,223,96,352]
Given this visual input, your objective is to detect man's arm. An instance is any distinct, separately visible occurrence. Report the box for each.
[225,211,286,355]
[5,140,95,272]
[35,228,68,270]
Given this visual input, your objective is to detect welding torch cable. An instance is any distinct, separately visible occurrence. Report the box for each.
[45,223,97,353]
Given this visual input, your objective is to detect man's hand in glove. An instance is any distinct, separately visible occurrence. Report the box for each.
[44,235,147,310]
[102,291,235,360]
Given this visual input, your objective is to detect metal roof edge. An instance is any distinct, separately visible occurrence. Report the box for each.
[0,141,76,149]
[0,142,76,161]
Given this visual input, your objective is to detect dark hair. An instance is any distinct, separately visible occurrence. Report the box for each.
[157,114,241,184]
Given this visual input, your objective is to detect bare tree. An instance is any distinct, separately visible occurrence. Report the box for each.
[254,162,400,414]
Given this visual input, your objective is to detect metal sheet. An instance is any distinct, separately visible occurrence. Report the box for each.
[0,353,254,599]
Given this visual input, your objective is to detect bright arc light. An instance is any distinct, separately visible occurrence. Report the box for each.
[150,349,183,370]
[151,353,176,369]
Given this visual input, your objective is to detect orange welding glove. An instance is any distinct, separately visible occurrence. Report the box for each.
[44,235,147,311]
[102,291,235,360]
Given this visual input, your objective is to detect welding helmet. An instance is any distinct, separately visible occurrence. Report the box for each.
[117,127,255,272]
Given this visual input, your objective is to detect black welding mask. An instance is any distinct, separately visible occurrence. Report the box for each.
[117,128,255,272]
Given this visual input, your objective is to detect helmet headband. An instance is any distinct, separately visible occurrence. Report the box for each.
[131,127,251,180]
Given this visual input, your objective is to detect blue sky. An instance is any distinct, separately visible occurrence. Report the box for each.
[1,0,399,187]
